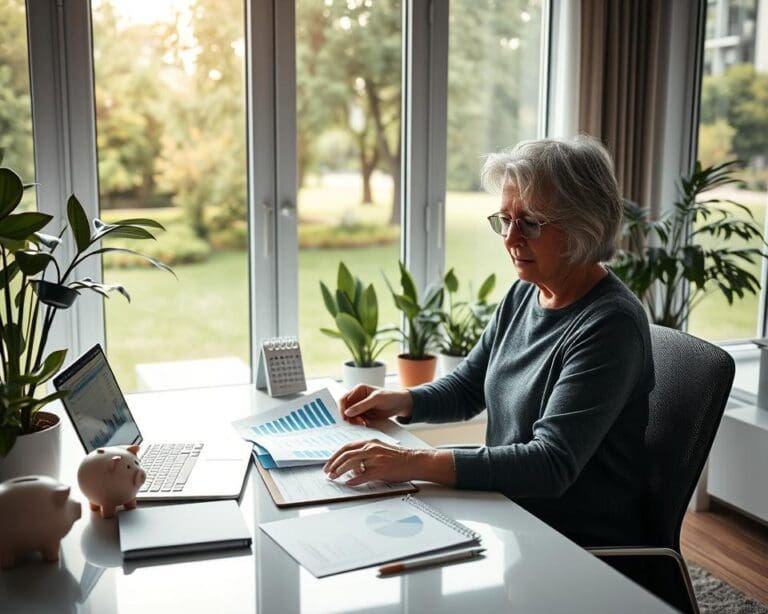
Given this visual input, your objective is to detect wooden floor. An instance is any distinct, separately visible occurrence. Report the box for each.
[681,501,768,605]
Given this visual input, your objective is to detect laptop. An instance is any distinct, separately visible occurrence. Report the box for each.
[54,344,251,502]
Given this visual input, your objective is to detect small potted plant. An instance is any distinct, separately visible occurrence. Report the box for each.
[611,160,768,329]
[0,161,173,481]
[320,262,397,388]
[438,269,497,376]
[385,261,444,387]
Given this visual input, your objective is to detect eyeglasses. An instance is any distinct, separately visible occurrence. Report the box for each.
[487,213,551,239]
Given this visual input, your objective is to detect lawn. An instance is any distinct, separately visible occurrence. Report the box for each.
[103,180,766,391]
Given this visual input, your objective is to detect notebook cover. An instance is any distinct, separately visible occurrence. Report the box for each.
[118,500,252,560]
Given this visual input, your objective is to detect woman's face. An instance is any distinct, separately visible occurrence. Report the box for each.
[499,182,570,287]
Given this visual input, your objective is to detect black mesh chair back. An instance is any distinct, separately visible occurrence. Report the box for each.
[643,324,735,549]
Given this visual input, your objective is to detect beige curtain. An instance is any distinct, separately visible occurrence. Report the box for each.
[579,0,671,213]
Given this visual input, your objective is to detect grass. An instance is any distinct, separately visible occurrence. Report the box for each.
[103,180,766,391]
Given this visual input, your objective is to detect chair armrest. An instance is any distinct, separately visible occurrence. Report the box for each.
[587,546,681,558]
[588,546,699,614]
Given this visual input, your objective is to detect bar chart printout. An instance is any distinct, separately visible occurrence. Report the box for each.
[236,388,397,468]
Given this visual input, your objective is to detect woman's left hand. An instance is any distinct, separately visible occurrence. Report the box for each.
[323,439,456,487]
[323,439,415,486]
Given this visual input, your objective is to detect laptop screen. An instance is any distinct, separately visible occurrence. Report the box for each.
[54,344,142,453]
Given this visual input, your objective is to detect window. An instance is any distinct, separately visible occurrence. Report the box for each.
[688,0,768,342]
[444,0,546,304]
[91,0,250,391]
[296,0,402,377]
[0,0,36,211]
[25,0,552,388]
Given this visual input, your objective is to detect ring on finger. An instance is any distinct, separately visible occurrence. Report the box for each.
[359,460,366,473]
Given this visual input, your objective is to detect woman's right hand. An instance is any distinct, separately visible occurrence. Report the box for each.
[339,384,413,426]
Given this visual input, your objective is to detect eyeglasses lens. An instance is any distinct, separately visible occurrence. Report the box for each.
[488,215,541,239]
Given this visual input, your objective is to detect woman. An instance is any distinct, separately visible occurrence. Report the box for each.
[323,136,654,547]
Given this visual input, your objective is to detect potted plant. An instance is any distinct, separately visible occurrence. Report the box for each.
[438,268,497,376]
[385,261,444,387]
[611,160,767,329]
[320,262,397,388]
[0,161,173,481]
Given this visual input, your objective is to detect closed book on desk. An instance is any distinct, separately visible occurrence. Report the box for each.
[118,500,252,560]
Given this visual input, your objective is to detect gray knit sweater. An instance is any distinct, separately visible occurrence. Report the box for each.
[409,271,655,546]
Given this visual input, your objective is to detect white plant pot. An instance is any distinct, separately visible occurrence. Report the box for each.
[342,361,386,389]
[438,353,465,377]
[0,411,61,483]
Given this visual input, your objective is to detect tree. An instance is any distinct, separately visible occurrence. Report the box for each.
[297,0,402,220]
[700,64,768,165]
[0,0,34,184]
[154,0,247,239]
[446,0,539,191]
[92,2,166,208]
[697,119,735,169]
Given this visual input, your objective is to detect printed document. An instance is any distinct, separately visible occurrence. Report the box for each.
[233,388,396,467]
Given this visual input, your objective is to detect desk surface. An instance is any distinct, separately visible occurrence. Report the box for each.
[0,380,673,613]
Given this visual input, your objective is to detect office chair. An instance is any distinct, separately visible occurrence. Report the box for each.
[588,324,735,614]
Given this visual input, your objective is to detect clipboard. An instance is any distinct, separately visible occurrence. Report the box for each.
[255,459,417,508]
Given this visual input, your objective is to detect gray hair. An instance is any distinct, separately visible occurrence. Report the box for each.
[480,135,623,264]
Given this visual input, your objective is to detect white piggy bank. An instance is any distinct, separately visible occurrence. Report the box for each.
[0,475,82,569]
[78,445,146,519]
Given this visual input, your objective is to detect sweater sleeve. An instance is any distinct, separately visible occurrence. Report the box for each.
[406,292,505,424]
[452,310,649,499]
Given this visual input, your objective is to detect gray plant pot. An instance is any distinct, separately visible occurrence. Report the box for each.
[342,361,386,389]
[438,353,465,377]
[0,411,61,482]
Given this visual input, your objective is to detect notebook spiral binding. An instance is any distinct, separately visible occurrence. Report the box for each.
[402,494,481,542]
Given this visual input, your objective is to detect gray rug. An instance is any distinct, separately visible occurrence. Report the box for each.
[689,562,768,613]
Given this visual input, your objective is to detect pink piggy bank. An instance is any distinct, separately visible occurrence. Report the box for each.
[0,475,82,568]
[78,445,146,519]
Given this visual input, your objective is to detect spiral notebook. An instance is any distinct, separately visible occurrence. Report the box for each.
[260,495,480,577]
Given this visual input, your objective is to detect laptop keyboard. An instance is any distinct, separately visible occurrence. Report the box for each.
[138,442,204,493]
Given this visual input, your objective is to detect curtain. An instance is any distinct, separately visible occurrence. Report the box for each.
[579,0,671,213]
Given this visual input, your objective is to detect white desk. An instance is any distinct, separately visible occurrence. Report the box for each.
[0,381,674,613]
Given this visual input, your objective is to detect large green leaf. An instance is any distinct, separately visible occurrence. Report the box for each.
[335,312,369,356]
[320,282,337,317]
[14,250,57,276]
[112,217,166,230]
[36,349,68,384]
[67,195,91,253]
[0,168,23,219]
[398,261,418,302]
[358,284,378,336]
[12,349,68,385]
[337,262,356,302]
[444,268,458,293]
[477,274,496,301]
[336,288,356,316]
[0,212,53,241]
[393,293,420,321]
[93,224,156,242]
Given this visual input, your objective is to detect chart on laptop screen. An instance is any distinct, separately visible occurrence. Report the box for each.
[57,349,141,451]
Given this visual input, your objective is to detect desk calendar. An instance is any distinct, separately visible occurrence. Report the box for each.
[256,337,307,397]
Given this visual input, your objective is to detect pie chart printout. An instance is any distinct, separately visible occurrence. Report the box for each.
[366,510,424,538]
